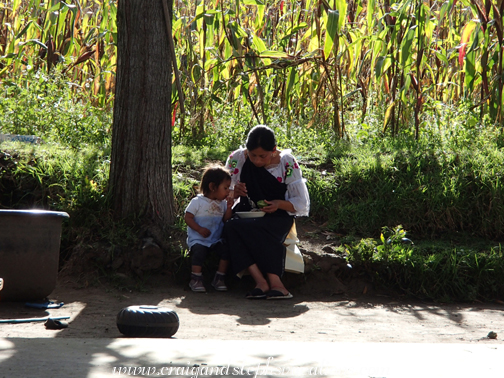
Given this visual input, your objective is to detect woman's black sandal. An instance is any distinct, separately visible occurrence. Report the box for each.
[265,290,293,299]
[245,288,267,299]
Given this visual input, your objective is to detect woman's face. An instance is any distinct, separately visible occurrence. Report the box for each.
[248,147,274,167]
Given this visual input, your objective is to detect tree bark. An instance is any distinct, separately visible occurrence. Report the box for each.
[110,0,175,229]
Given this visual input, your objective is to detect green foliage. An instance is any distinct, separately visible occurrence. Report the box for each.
[302,122,504,239]
[0,142,120,264]
[0,0,117,106]
[2,0,504,145]
[0,69,112,148]
[346,225,504,302]
[171,0,504,138]
[0,143,109,211]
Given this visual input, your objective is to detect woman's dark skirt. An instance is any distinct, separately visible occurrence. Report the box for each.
[223,215,294,277]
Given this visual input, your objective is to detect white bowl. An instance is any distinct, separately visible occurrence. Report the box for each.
[236,211,266,219]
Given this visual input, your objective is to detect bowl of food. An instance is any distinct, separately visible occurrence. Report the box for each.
[236,211,266,219]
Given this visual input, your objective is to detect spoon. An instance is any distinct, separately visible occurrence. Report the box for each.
[245,193,256,209]
[237,180,256,209]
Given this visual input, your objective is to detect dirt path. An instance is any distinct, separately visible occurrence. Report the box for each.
[1,276,503,344]
[1,219,503,343]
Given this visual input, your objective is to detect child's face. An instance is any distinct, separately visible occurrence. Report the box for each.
[213,178,231,201]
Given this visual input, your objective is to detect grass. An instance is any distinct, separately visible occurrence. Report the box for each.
[0,69,112,148]
[345,226,504,302]
[299,133,504,240]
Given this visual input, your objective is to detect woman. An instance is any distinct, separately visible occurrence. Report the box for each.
[224,125,310,299]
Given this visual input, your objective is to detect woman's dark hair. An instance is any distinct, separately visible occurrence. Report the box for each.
[245,125,276,151]
[199,164,231,195]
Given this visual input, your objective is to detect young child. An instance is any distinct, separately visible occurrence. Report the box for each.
[184,164,233,292]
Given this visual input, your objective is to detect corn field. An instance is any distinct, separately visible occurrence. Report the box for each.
[1,0,503,139]
[0,0,117,108]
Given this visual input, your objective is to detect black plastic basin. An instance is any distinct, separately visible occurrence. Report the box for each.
[0,209,69,301]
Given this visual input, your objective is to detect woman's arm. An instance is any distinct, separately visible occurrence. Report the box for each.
[225,148,246,197]
[282,154,310,216]
[260,199,295,214]
[285,179,310,216]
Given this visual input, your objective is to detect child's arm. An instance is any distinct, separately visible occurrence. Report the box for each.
[184,212,211,238]
[222,197,233,222]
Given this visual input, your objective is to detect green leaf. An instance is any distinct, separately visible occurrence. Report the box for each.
[191,64,203,83]
[464,49,476,92]
[383,100,396,133]
[335,0,348,32]
[259,50,289,58]
[172,18,182,33]
[286,22,308,35]
[211,94,223,104]
[12,0,21,13]
[435,51,448,65]
[228,21,248,38]
[367,0,376,29]
[244,53,254,69]
[227,21,247,52]
[286,67,297,110]
[15,20,33,40]
[467,27,481,54]
[203,13,215,26]
[196,2,205,31]
[204,58,218,71]
[281,22,309,44]
[62,2,78,44]
[243,0,265,4]
[18,39,47,49]
[375,55,392,78]
[323,10,339,59]
[400,27,415,66]
[438,2,449,27]
[252,34,267,53]
[255,5,266,30]
[188,11,206,27]
[400,75,412,103]
[343,88,363,100]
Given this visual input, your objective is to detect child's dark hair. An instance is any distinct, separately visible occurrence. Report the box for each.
[246,124,276,151]
[199,164,231,195]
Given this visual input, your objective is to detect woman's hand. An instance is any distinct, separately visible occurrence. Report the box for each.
[233,181,248,198]
[261,200,280,213]
[261,199,296,214]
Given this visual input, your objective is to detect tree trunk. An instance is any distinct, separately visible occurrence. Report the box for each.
[110,0,175,230]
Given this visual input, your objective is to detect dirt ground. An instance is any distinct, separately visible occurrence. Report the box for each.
[1,219,503,344]
[1,277,503,344]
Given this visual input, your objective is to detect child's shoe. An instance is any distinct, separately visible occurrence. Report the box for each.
[211,272,228,292]
[189,274,206,293]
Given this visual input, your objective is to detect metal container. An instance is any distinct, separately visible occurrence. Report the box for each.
[0,209,69,301]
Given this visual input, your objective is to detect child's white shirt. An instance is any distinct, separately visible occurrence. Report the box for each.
[185,194,227,248]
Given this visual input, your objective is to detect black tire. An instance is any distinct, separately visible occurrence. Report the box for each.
[116,305,179,338]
